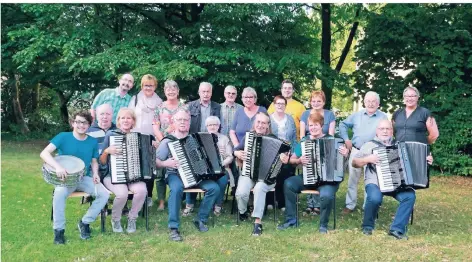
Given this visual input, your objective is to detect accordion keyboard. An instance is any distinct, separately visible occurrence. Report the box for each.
[110,136,128,184]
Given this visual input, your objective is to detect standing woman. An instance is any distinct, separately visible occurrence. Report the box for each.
[234,112,275,236]
[100,108,148,233]
[129,74,163,208]
[268,95,297,210]
[392,86,439,144]
[299,90,336,215]
[229,87,268,149]
[153,80,188,210]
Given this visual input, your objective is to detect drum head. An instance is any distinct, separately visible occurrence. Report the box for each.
[45,155,85,173]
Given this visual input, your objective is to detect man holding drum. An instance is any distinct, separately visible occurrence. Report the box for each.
[40,111,110,244]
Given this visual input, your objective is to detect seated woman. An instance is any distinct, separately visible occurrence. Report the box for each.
[277,112,349,234]
[100,108,148,233]
[183,116,234,216]
[233,112,278,236]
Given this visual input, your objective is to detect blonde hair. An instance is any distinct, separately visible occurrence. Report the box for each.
[140,74,157,89]
[403,86,420,97]
[116,108,137,129]
[242,87,258,100]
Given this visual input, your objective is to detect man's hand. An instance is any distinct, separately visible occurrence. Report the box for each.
[344,140,353,151]
[338,145,349,157]
[366,154,380,165]
[92,173,101,184]
[55,166,68,180]
[166,157,180,169]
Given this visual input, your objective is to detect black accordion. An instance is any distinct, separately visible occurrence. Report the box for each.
[109,132,157,184]
[372,141,429,193]
[167,132,224,188]
[241,132,291,184]
[301,137,345,186]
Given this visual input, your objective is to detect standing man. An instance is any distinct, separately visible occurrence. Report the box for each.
[339,91,388,214]
[267,79,306,140]
[91,73,134,123]
[156,109,220,241]
[220,85,243,137]
[40,111,110,244]
[187,82,222,134]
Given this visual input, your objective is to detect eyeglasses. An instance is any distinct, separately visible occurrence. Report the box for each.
[225,92,236,95]
[364,100,378,104]
[74,120,89,126]
[377,127,392,131]
[174,118,190,123]
[403,95,418,98]
[206,124,219,127]
[143,85,155,89]
[242,96,255,100]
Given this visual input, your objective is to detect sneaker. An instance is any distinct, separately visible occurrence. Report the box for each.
[239,212,249,221]
[319,226,328,234]
[277,220,297,230]
[362,228,373,235]
[182,205,194,217]
[266,204,274,210]
[126,219,136,233]
[54,229,66,244]
[252,223,263,236]
[147,197,153,207]
[77,220,91,240]
[214,205,222,216]
[388,230,408,240]
[111,220,123,233]
[193,220,209,232]
[169,228,183,242]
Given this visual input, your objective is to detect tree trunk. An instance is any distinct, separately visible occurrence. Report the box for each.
[55,90,70,125]
[31,83,40,112]
[335,4,361,73]
[321,3,332,109]
[12,74,30,134]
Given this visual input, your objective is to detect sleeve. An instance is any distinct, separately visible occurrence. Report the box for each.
[328,110,336,123]
[289,116,297,145]
[50,132,65,149]
[300,110,309,124]
[339,113,355,140]
[293,141,302,157]
[231,108,240,131]
[267,103,275,114]
[392,109,401,122]
[222,136,234,166]
[156,139,170,161]
[99,132,113,158]
[234,136,245,151]
[153,106,161,122]
[91,138,99,159]
[259,106,268,113]
[128,95,136,109]
[355,142,373,158]
[91,90,104,109]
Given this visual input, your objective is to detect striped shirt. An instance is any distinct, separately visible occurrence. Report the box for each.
[91,87,132,123]
[220,102,243,136]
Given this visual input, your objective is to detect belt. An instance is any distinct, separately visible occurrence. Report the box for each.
[353,146,360,150]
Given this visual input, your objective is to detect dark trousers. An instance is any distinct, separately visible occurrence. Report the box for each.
[266,164,295,208]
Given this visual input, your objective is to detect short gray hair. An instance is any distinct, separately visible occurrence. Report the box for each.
[164,80,179,90]
[205,116,220,126]
[364,91,380,102]
[171,108,190,121]
[224,85,237,93]
[96,103,113,115]
[403,86,420,97]
[242,87,257,100]
[199,82,213,91]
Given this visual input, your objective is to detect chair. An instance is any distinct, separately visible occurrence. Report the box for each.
[102,189,149,232]
[50,190,106,233]
[183,188,215,227]
[295,189,337,229]
[235,188,277,225]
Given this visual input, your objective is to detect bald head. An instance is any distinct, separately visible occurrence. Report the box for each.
[96,104,113,130]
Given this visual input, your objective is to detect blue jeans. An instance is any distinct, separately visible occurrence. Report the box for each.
[363,184,416,234]
[185,174,228,206]
[283,175,339,228]
[166,173,220,229]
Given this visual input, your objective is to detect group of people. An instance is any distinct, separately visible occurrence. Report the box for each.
[40,74,439,244]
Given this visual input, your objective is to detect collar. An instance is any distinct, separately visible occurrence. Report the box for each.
[223,102,237,108]
[90,121,116,131]
[363,109,378,117]
[373,136,393,146]
[114,87,129,98]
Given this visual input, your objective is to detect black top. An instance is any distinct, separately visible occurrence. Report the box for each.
[392,106,431,144]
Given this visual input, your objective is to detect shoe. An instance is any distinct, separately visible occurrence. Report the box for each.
[277,220,297,230]
[319,227,328,234]
[182,205,194,217]
[147,197,153,207]
[389,230,408,240]
[111,220,123,233]
[214,205,222,216]
[126,219,136,234]
[53,229,66,244]
[239,212,249,221]
[266,204,274,210]
[362,228,373,235]
[193,220,209,232]
[342,207,355,215]
[312,208,321,215]
[77,220,91,240]
[169,228,183,242]
[252,223,263,236]
[157,202,165,211]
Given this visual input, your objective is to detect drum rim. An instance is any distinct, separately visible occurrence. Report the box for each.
[43,155,85,174]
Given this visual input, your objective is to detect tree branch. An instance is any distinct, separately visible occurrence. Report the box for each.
[335,4,362,73]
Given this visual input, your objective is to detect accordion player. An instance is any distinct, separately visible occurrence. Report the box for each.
[167,132,225,188]
[106,131,157,184]
[240,131,291,184]
[301,136,346,187]
[372,141,430,193]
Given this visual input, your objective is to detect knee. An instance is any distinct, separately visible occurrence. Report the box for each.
[170,184,184,197]
[320,192,335,203]
[115,191,128,200]
[366,193,382,206]
[235,188,249,199]
[284,178,296,192]
[207,183,220,196]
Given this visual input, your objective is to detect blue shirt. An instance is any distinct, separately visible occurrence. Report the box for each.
[230,106,267,144]
[300,109,336,136]
[339,109,388,149]
[50,132,99,177]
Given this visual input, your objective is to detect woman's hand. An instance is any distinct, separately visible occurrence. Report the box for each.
[279,153,290,164]
[106,145,121,156]
[166,157,180,169]
[299,155,309,166]
[235,151,246,161]
[426,154,433,165]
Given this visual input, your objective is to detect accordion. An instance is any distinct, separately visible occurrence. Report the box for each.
[241,132,291,184]
[110,132,157,184]
[301,137,345,187]
[372,141,429,193]
[167,132,224,188]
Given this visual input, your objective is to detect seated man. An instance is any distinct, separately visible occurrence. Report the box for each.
[352,119,433,239]
[155,108,220,242]
[40,111,110,244]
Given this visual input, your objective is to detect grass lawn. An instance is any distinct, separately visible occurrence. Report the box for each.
[2,140,472,261]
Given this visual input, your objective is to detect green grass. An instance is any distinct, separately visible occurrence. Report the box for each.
[2,140,472,261]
